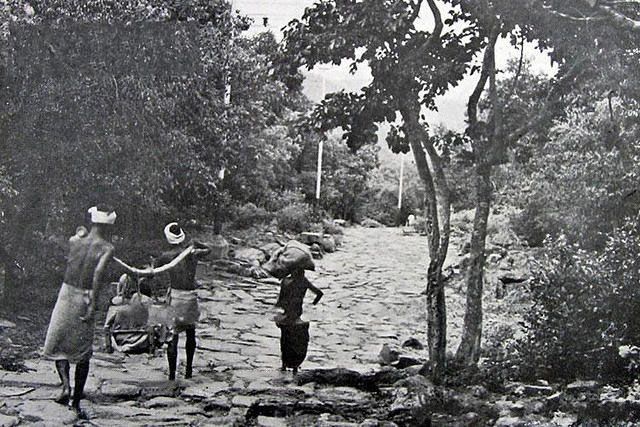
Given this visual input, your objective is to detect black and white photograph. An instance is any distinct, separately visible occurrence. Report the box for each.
[0,0,638,425]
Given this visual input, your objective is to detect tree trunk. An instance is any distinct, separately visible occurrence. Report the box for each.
[401,99,449,383]
[455,162,492,364]
[457,24,500,365]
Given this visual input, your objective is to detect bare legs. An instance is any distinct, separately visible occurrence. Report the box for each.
[185,327,196,379]
[167,333,178,380]
[54,360,71,404]
[167,326,196,380]
[54,359,90,418]
[72,360,90,410]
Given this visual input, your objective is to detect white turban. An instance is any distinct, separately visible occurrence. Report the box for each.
[164,222,185,245]
[88,206,117,225]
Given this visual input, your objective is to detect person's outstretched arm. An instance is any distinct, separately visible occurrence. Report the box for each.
[191,240,211,258]
[113,246,194,276]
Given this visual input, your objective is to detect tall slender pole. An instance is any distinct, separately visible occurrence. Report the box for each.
[315,140,323,200]
[398,153,405,209]
[315,73,326,202]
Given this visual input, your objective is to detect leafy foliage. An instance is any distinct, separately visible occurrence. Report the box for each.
[0,0,315,285]
[508,99,640,249]
[519,220,640,381]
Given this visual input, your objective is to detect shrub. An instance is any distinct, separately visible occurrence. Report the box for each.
[413,216,431,234]
[517,219,640,382]
[322,220,344,235]
[264,190,307,213]
[276,202,313,233]
[232,203,272,229]
[510,200,560,247]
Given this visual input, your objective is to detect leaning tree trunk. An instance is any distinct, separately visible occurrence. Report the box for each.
[456,162,492,364]
[401,100,449,383]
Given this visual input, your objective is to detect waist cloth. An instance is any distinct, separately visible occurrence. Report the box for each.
[278,320,310,369]
[169,289,200,332]
[43,283,95,363]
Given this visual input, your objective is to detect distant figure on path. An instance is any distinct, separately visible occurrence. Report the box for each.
[154,222,210,380]
[274,268,323,373]
[43,205,117,417]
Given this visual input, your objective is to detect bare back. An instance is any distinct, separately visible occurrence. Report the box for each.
[158,247,199,291]
[63,233,114,290]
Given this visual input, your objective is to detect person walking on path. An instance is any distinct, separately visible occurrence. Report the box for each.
[43,205,117,417]
[274,267,323,373]
[154,222,210,380]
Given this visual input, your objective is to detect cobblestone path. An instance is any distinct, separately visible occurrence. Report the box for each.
[0,227,441,426]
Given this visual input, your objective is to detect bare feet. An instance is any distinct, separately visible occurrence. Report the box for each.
[54,388,70,405]
[72,403,89,420]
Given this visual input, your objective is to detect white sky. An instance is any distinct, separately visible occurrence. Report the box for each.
[236,0,555,132]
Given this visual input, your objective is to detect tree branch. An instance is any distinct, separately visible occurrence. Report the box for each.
[504,36,524,110]
[467,26,499,130]
[409,0,425,23]
[426,0,443,40]
[423,141,450,267]
[505,57,587,144]
[598,4,640,30]
[542,5,606,21]
[414,0,443,55]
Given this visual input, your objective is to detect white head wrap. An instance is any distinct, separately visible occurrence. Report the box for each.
[88,206,117,225]
[164,222,185,245]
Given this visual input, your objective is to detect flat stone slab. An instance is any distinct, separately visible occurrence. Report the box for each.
[181,381,229,399]
[257,415,288,427]
[315,387,373,406]
[231,395,259,407]
[0,414,19,427]
[15,400,78,425]
[100,382,141,399]
[140,396,184,409]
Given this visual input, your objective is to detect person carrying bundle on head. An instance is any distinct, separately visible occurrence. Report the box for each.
[263,241,324,374]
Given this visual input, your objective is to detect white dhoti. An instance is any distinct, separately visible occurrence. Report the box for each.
[43,283,94,363]
[168,289,200,332]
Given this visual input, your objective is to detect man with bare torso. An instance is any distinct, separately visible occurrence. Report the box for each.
[43,206,116,416]
[154,222,210,380]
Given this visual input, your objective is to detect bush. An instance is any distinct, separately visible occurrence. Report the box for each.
[510,200,560,247]
[517,219,640,382]
[276,202,313,233]
[232,203,272,229]
[264,190,307,213]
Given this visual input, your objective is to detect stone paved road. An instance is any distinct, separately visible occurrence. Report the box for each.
[0,227,462,426]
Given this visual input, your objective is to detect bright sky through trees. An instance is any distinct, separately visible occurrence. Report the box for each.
[236,0,555,130]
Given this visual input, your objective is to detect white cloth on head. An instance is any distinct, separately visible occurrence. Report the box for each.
[88,206,117,224]
[164,222,185,245]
